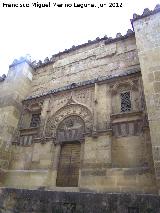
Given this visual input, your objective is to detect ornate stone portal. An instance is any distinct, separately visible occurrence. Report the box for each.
[45,99,93,138]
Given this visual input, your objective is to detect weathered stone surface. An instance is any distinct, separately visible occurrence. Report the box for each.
[133,9,160,189]
[0,188,160,213]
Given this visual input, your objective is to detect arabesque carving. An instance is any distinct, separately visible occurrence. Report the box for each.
[23,101,43,112]
[45,99,93,137]
[57,115,85,142]
[110,79,139,95]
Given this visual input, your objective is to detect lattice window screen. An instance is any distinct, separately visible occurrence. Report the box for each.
[120,91,131,112]
[30,113,41,127]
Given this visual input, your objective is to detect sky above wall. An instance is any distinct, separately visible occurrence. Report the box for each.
[0,0,159,75]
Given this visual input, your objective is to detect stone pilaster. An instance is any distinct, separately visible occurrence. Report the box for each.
[52,144,61,186]
[133,8,160,191]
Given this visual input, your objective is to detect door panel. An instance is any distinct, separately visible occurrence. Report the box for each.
[56,143,81,187]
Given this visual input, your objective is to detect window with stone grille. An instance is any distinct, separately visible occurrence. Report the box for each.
[30,113,41,127]
[120,91,131,112]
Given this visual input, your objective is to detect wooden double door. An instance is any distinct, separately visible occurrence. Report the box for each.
[56,142,81,187]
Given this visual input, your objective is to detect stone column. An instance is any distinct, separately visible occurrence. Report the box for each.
[133,7,160,191]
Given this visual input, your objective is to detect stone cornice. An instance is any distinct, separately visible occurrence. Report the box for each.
[23,67,141,102]
[111,111,143,121]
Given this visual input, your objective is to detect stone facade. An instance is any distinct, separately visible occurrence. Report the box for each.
[0,5,160,212]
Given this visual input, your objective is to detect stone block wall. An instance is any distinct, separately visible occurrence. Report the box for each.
[31,35,139,97]
[2,73,156,194]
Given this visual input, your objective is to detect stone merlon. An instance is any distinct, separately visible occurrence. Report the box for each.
[131,4,160,24]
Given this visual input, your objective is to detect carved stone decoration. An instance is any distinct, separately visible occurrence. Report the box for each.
[23,101,43,112]
[110,79,138,95]
[112,120,143,137]
[45,102,93,137]
[57,115,85,142]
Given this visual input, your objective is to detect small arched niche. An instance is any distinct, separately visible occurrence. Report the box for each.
[56,115,85,143]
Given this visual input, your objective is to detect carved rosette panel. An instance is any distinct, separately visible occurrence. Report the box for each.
[57,115,85,142]
[45,103,93,137]
[74,88,94,108]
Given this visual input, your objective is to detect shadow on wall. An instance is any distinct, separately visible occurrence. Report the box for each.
[0,189,160,213]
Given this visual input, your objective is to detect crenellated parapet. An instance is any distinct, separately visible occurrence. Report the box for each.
[131,4,160,23]
[31,29,134,69]
[0,74,6,82]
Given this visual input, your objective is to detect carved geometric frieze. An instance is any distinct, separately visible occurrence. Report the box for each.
[112,120,143,137]
[19,135,33,146]
[45,100,93,138]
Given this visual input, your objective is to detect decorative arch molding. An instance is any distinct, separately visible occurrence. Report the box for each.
[45,102,93,138]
